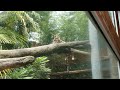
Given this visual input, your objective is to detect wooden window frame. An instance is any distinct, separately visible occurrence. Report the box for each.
[86,11,120,61]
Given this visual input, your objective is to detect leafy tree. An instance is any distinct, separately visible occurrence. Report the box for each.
[0,11,40,49]
[36,11,54,45]
[25,11,54,45]
[55,11,89,42]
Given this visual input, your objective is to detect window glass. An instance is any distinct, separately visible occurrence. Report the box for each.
[0,11,119,79]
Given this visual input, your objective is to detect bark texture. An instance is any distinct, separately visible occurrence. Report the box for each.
[0,56,35,71]
[0,40,89,58]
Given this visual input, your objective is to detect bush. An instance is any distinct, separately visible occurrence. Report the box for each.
[2,56,51,79]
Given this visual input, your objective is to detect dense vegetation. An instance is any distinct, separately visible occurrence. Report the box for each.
[0,11,89,79]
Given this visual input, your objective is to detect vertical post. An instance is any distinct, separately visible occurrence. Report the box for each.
[107,48,119,79]
[88,20,102,79]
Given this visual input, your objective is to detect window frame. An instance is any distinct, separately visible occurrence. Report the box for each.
[86,11,120,61]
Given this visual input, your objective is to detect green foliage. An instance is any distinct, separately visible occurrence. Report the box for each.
[0,56,51,79]
[56,11,89,42]
[36,11,54,45]
[27,11,57,45]
[0,11,40,49]
[0,28,28,49]
[25,11,89,45]
[2,11,39,36]
[0,11,88,47]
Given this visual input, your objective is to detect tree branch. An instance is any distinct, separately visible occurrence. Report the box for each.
[0,56,35,71]
[50,69,91,76]
[71,48,90,55]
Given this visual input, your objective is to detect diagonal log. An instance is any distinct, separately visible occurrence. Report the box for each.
[0,40,89,58]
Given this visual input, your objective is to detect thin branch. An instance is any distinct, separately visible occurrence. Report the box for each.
[50,69,91,76]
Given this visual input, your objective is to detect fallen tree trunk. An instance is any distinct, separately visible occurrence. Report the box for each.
[0,56,35,71]
[0,40,89,71]
[0,40,89,58]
